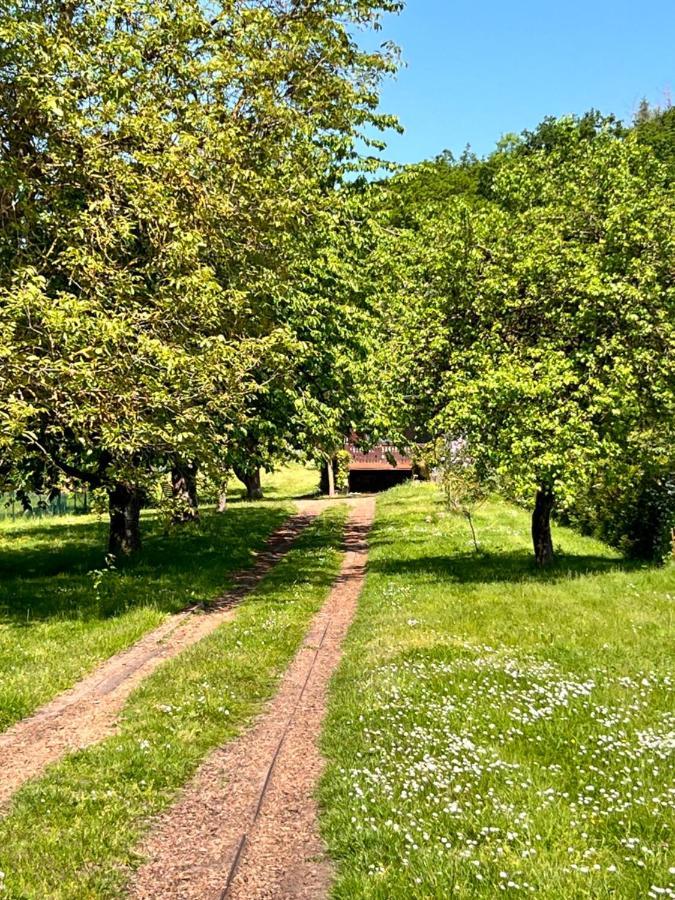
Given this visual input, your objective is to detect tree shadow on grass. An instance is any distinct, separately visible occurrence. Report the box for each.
[0,506,289,625]
[368,548,644,586]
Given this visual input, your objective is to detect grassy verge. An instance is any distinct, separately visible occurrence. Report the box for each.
[320,483,674,899]
[0,504,347,899]
[0,504,291,732]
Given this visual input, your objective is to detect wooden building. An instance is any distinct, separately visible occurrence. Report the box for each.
[345,440,414,492]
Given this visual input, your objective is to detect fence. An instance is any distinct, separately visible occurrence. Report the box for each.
[0,491,91,522]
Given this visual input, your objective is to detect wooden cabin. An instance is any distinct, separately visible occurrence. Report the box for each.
[345,440,414,492]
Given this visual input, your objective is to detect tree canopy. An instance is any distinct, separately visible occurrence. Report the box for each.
[0,0,401,550]
[1,4,672,565]
[365,114,675,563]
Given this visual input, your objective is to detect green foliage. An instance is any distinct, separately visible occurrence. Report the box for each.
[368,147,486,227]
[563,469,675,563]
[0,0,402,544]
[1,0,671,568]
[366,115,675,560]
[634,102,675,182]
[335,449,352,494]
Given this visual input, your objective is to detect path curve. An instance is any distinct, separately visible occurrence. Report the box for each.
[130,496,375,900]
[0,500,325,811]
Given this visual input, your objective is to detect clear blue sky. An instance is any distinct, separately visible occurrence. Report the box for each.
[367,0,675,164]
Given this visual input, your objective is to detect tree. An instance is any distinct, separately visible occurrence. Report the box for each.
[367,116,675,564]
[437,438,489,552]
[225,182,395,497]
[634,102,675,183]
[0,0,402,551]
[439,124,674,564]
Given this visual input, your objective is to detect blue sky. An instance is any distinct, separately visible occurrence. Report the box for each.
[366,0,675,164]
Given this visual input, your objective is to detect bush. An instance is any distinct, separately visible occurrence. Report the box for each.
[563,472,675,564]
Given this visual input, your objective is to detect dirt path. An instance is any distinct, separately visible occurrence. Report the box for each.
[0,500,326,811]
[129,496,375,900]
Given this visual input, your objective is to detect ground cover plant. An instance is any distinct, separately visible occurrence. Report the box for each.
[0,505,347,898]
[0,502,292,732]
[321,483,674,898]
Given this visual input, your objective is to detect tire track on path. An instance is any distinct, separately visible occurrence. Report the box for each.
[0,500,326,811]
[130,496,375,900]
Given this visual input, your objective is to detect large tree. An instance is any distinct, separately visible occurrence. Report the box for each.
[0,0,401,551]
[368,117,675,564]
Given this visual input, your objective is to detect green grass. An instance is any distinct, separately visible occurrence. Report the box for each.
[320,483,674,899]
[0,505,348,899]
[0,504,292,732]
[258,462,321,501]
[0,460,320,732]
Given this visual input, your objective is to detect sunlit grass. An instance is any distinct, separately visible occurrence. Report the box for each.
[0,506,348,899]
[259,461,321,500]
[320,483,674,899]
[0,504,291,732]
[0,462,321,733]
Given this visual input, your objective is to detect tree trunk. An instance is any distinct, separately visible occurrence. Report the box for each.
[320,456,339,495]
[217,489,228,513]
[108,482,142,556]
[532,486,554,566]
[171,461,199,522]
[326,455,336,497]
[234,466,263,500]
[466,511,479,553]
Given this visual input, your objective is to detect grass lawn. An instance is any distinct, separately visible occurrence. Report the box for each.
[258,461,321,501]
[223,461,320,502]
[320,483,674,899]
[0,505,348,899]
[0,462,320,732]
[0,503,292,732]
